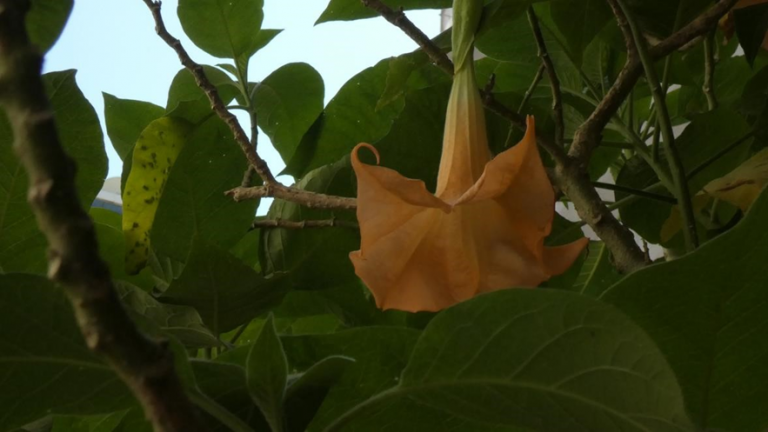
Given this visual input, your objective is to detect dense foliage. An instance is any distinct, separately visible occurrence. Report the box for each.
[2,0,768,431]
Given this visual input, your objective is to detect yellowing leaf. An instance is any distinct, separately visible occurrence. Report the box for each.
[122,117,193,274]
[660,193,712,243]
[703,148,768,211]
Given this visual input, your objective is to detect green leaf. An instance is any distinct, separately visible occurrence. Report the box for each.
[0,70,106,274]
[622,0,711,38]
[571,242,623,296]
[600,186,768,431]
[27,0,73,53]
[103,94,165,161]
[284,356,354,432]
[166,66,240,124]
[122,117,194,274]
[177,0,265,60]
[115,281,219,349]
[316,0,449,24]
[329,289,693,432]
[151,116,258,263]
[734,3,768,67]
[253,63,324,164]
[260,159,359,291]
[51,412,128,432]
[0,274,133,431]
[284,59,405,177]
[160,238,288,335]
[191,360,269,431]
[280,327,421,431]
[550,0,612,66]
[90,210,154,290]
[246,315,288,432]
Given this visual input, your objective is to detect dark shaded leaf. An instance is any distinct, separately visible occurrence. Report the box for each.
[161,238,288,335]
[246,315,287,431]
[329,289,693,432]
[0,274,133,431]
[151,116,257,263]
[600,186,768,431]
[0,70,106,274]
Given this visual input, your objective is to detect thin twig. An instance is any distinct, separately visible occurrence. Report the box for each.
[617,0,699,251]
[361,0,454,75]
[142,0,357,211]
[592,182,677,204]
[527,7,565,147]
[518,64,546,113]
[0,2,202,430]
[703,29,718,110]
[251,218,359,230]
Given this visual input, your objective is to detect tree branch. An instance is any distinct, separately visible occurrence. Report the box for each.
[527,7,565,147]
[569,0,738,162]
[141,0,355,211]
[251,218,359,230]
[361,0,454,75]
[703,30,718,110]
[227,185,357,210]
[0,2,202,431]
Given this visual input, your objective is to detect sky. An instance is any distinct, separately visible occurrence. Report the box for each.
[43,0,442,180]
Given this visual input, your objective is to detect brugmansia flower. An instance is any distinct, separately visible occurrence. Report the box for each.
[347,0,588,312]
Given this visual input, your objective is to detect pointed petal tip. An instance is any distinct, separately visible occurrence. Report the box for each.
[352,143,380,165]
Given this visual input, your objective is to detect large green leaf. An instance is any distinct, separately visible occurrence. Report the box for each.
[253,63,324,164]
[115,281,219,349]
[190,360,269,431]
[246,315,288,431]
[102,94,165,161]
[276,328,420,431]
[151,116,257,263]
[284,59,405,177]
[177,0,265,60]
[316,0,449,24]
[260,159,359,291]
[284,356,354,432]
[328,289,693,432]
[0,70,106,274]
[600,186,768,431]
[160,239,288,335]
[27,0,73,53]
[622,0,711,37]
[0,274,133,431]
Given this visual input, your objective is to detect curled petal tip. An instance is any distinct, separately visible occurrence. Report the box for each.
[352,143,380,165]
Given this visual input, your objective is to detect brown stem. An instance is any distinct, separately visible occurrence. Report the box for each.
[0,2,202,430]
[251,218,359,230]
[360,0,454,75]
[527,7,565,148]
[227,185,357,210]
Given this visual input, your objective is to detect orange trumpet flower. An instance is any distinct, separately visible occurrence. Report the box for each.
[348,50,588,312]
